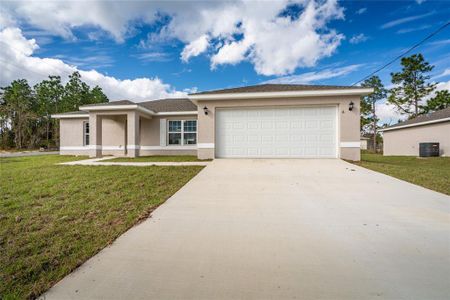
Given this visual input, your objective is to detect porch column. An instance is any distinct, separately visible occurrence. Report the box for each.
[127,111,140,157]
[89,113,102,158]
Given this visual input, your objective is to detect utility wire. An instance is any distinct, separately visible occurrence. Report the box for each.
[352,21,450,86]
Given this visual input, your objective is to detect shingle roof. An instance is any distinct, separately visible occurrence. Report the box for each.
[139,98,197,112]
[382,107,450,130]
[81,98,196,112]
[189,83,368,95]
[55,111,88,115]
[83,100,135,106]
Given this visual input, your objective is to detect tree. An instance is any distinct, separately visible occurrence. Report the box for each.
[361,75,387,151]
[62,71,91,111]
[424,90,450,113]
[1,72,109,150]
[34,76,64,147]
[388,54,436,118]
[1,79,35,149]
[89,86,108,104]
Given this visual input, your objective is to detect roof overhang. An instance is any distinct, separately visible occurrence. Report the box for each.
[51,113,88,119]
[188,88,374,101]
[52,107,198,118]
[379,117,450,132]
[78,104,155,116]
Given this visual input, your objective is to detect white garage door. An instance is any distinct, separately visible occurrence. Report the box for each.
[215,106,337,158]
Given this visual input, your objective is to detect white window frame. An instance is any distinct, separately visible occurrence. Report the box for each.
[83,121,90,146]
[167,120,197,146]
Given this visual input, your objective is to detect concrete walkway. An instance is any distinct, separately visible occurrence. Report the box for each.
[42,159,450,300]
[59,156,210,166]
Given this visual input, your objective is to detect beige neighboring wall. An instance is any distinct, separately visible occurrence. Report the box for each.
[196,95,361,161]
[383,122,450,156]
[140,115,198,156]
[59,118,88,155]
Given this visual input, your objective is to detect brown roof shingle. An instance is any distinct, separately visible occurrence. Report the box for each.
[382,107,450,130]
[189,83,367,95]
[139,98,197,113]
[81,98,196,113]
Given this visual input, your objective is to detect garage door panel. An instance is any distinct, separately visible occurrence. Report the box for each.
[216,106,337,158]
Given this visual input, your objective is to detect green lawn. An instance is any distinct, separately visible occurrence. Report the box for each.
[355,153,450,195]
[110,155,211,162]
[0,155,204,299]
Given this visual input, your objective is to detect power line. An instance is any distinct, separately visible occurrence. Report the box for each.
[352,21,450,86]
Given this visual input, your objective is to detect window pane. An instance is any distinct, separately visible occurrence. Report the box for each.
[183,133,197,145]
[168,133,181,145]
[84,122,90,146]
[183,120,197,132]
[168,120,181,132]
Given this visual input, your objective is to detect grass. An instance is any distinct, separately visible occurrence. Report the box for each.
[354,153,450,195]
[0,155,204,299]
[109,155,212,162]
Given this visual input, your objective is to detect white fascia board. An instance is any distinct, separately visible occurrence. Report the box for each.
[140,145,197,150]
[51,114,88,119]
[188,88,374,101]
[79,104,155,116]
[155,111,198,116]
[379,117,450,132]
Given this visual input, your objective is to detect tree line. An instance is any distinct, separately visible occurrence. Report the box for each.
[0,72,108,149]
[360,53,450,151]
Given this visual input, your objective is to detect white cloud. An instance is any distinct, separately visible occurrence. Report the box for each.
[433,68,450,80]
[396,24,431,34]
[264,64,362,84]
[181,34,209,62]
[134,52,171,63]
[356,8,367,15]
[380,11,434,29]
[0,27,186,101]
[1,0,346,76]
[436,79,450,93]
[376,102,405,125]
[349,33,368,44]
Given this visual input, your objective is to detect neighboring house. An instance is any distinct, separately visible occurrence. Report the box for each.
[379,107,450,156]
[360,136,370,150]
[52,84,372,161]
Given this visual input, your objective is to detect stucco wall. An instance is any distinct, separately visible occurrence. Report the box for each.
[101,115,127,156]
[58,113,198,156]
[59,118,89,155]
[383,122,450,156]
[196,95,361,161]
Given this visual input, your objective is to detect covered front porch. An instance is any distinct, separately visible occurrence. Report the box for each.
[88,110,146,158]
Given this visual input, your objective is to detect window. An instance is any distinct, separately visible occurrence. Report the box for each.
[83,121,90,146]
[168,120,197,145]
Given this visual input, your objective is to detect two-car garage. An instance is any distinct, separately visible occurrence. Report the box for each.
[190,84,373,161]
[215,106,338,158]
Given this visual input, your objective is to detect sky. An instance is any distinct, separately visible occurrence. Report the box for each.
[1,0,449,124]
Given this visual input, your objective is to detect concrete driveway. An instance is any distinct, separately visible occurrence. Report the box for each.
[43,159,450,300]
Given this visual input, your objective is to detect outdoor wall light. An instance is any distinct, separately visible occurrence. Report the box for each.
[203,106,209,115]
[349,101,354,111]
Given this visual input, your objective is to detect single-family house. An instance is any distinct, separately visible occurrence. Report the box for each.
[379,107,450,156]
[52,84,373,161]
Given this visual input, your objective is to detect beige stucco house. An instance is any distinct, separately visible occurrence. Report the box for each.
[52,84,373,161]
[379,107,450,156]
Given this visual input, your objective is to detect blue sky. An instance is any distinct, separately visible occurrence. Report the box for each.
[0,1,449,121]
